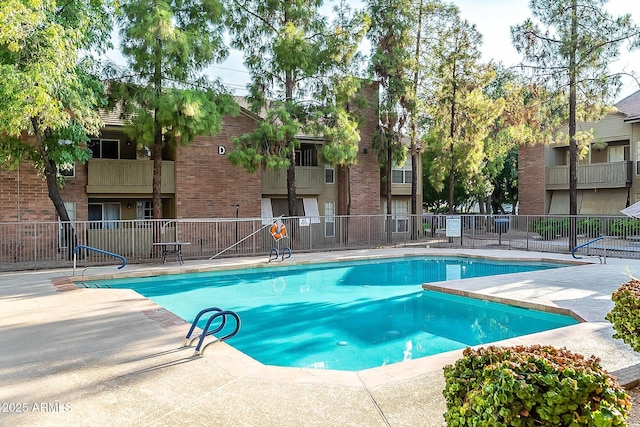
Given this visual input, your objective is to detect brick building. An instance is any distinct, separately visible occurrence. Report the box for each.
[518,91,640,215]
[1,82,421,234]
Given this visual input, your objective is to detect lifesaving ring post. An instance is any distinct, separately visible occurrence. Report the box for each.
[269,221,287,240]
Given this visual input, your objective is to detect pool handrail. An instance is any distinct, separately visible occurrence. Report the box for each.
[209,215,284,260]
[183,307,241,355]
[571,236,606,263]
[73,245,127,276]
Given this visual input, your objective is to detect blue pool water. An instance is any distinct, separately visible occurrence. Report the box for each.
[96,256,577,371]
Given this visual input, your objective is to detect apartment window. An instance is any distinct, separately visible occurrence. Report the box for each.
[325,164,335,184]
[564,149,589,165]
[295,143,319,167]
[135,201,153,227]
[391,162,412,184]
[89,139,119,159]
[270,198,305,217]
[136,201,153,220]
[609,145,629,162]
[58,201,76,249]
[88,203,121,229]
[57,163,75,178]
[384,200,409,233]
[324,202,335,237]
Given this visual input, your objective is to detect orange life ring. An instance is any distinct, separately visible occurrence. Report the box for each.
[270,223,287,240]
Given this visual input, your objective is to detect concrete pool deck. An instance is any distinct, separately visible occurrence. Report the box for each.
[1,248,640,426]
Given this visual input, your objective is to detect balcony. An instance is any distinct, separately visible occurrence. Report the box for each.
[545,161,632,190]
[261,167,324,195]
[380,181,412,196]
[86,159,176,194]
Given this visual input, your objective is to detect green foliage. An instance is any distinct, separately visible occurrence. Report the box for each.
[531,218,601,240]
[228,103,300,173]
[226,0,368,214]
[577,218,601,238]
[110,0,232,143]
[422,150,467,210]
[443,345,630,426]
[109,0,234,219]
[0,0,109,140]
[531,218,568,240]
[420,10,504,213]
[606,218,640,237]
[577,218,598,237]
[512,0,639,222]
[367,0,414,169]
[606,279,640,353]
[0,0,111,221]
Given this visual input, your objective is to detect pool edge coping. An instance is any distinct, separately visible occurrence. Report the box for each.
[52,249,614,387]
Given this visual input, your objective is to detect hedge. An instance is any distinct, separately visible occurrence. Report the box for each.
[606,279,640,353]
[443,345,630,426]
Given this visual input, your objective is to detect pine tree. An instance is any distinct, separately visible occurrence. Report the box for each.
[108,0,237,226]
[226,0,367,217]
[512,0,640,249]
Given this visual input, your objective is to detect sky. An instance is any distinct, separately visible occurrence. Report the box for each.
[104,0,640,102]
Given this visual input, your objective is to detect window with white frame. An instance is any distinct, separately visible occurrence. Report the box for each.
[324,202,335,237]
[136,201,153,226]
[324,164,335,184]
[58,201,76,249]
[88,202,121,229]
[136,201,153,220]
[89,139,119,159]
[391,162,412,184]
[383,200,409,233]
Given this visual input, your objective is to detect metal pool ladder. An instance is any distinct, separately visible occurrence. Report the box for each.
[183,307,241,356]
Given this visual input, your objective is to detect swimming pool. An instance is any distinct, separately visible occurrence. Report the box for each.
[95,256,577,371]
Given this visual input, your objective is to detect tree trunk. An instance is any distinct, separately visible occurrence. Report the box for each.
[337,165,350,244]
[287,150,297,216]
[448,68,457,214]
[284,38,297,217]
[411,150,418,240]
[386,143,393,244]
[337,165,350,215]
[568,0,578,251]
[152,38,163,254]
[410,0,424,241]
[31,117,77,259]
[152,134,163,249]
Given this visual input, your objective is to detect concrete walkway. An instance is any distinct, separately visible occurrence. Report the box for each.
[1,248,639,427]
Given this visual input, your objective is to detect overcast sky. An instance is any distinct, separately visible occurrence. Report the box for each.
[104,0,640,101]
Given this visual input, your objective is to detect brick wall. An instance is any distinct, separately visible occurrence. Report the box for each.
[349,82,381,216]
[518,144,546,215]
[60,162,89,221]
[0,146,88,223]
[175,112,262,219]
[0,162,54,222]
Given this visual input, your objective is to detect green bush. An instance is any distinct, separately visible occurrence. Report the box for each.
[531,218,568,240]
[606,279,640,353]
[443,345,630,426]
[577,218,601,238]
[606,218,640,237]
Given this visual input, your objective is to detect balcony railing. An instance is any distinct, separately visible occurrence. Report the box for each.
[86,159,176,194]
[261,167,324,195]
[545,161,632,189]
